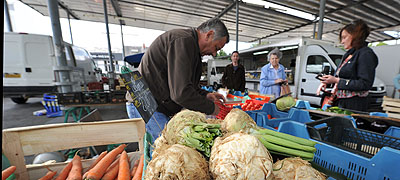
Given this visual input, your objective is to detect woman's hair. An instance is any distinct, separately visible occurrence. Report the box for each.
[267,48,282,60]
[339,19,370,49]
[232,51,239,55]
[197,18,230,43]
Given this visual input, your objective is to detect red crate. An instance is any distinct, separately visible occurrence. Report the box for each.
[216,102,233,120]
[88,82,103,91]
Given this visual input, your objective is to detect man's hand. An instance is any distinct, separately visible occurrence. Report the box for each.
[207,92,226,103]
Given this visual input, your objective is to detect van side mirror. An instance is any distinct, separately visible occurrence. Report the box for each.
[322,66,331,75]
[211,69,216,75]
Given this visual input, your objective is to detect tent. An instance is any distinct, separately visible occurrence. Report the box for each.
[124,53,144,67]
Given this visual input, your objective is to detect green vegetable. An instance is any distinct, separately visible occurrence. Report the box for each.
[257,136,315,159]
[276,96,296,111]
[255,128,317,147]
[255,134,316,152]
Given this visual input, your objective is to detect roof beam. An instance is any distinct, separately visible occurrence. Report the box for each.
[58,1,79,20]
[110,0,125,25]
[216,1,237,18]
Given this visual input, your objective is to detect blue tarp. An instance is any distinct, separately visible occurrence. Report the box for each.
[124,53,144,66]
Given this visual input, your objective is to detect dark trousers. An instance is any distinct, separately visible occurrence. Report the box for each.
[336,96,369,112]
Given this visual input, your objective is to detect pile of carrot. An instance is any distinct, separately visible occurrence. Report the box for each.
[35,144,145,180]
[2,166,16,180]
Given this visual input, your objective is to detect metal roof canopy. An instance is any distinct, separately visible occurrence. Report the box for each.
[19,0,399,44]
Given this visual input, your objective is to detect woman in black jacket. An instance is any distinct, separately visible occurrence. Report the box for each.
[321,19,378,112]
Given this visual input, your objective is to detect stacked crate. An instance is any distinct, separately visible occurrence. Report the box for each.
[382,96,400,119]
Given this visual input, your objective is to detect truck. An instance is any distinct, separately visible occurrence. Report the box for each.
[3,32,102,104]
[239,37,386,110]
[207,59,231,89]
[371,44,400,98]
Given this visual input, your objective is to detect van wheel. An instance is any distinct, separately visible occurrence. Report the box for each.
[11,97,29,104]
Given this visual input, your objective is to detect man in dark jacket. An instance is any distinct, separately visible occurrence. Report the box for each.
[221,51,246,92]
[132,18,229,141]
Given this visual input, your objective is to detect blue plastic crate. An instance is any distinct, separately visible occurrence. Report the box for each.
[295,100,317,110]
[246,103,288,119]
[142,132,152,180]
[251,108,328,130]
[277,118,400,180]
[384,126,400,138]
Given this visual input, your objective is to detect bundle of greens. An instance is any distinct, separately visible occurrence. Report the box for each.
[163,110,222,157]
[317,106,353,115]
[222,109,317,161]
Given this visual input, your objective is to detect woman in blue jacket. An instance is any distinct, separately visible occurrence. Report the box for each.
[260,48,287,98]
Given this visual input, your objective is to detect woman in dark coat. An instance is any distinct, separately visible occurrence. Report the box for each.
[320,19,378,112]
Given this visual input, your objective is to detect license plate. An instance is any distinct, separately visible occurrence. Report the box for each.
[4,73,21,78]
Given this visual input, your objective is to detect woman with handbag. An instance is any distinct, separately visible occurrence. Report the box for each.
[319,19,378,112]
[260,48,288,98]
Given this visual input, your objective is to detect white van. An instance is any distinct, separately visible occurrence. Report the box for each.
[240,37,386,109]
[207,59,231,89]
[3,32,101,103]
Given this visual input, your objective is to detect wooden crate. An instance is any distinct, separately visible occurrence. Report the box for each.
[382,96,400,119]
[2,118,145,180]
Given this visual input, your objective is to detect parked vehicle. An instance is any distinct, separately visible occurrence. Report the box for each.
[239,37,386,110]
[3,32,102,104]
[371,44,400,98]
[207,59,231,89]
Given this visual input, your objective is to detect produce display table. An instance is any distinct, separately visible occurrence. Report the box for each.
[2,118,145,180]
[305,109,348,120]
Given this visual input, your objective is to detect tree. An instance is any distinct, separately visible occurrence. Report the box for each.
[217,49,227,57]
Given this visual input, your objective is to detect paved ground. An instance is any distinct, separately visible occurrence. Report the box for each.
[2,96,131,164]
[2,97,129,129]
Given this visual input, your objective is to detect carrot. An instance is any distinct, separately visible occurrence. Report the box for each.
[106,156,121,171]
[86,151,108,173]
[2,166,16,180]
[101,156,120,180]
[117,151,130,180]
[54,161,73,180]
[86,144,127,180]
[131,154,144,180]
[39,171,57,180]
[130,159,139,177]
[66,154,82,180]
[82,151,108,179]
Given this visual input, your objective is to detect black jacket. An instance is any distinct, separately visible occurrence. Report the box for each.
[138,28,213,117]
[336,44,378,92]
[221,63,246,92]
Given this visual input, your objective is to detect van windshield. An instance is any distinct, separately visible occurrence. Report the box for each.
[329,55,343,67]
[216,67,225,74]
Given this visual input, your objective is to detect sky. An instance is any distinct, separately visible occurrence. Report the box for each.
[4,0,398,55]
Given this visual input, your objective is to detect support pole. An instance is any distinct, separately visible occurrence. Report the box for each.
[235,0,239,51]
[120,22,126,66]
[313,16,317,39]
[317,0,326,40]
[47,0,72,93]
[103,0,115,89]
[4,0,13,32]
[67,13,74,45]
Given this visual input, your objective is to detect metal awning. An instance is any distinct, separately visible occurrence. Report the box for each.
[19,0,400,44]
[262,0,400,43]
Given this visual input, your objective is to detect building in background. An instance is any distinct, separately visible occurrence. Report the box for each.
[90,45,146,74]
